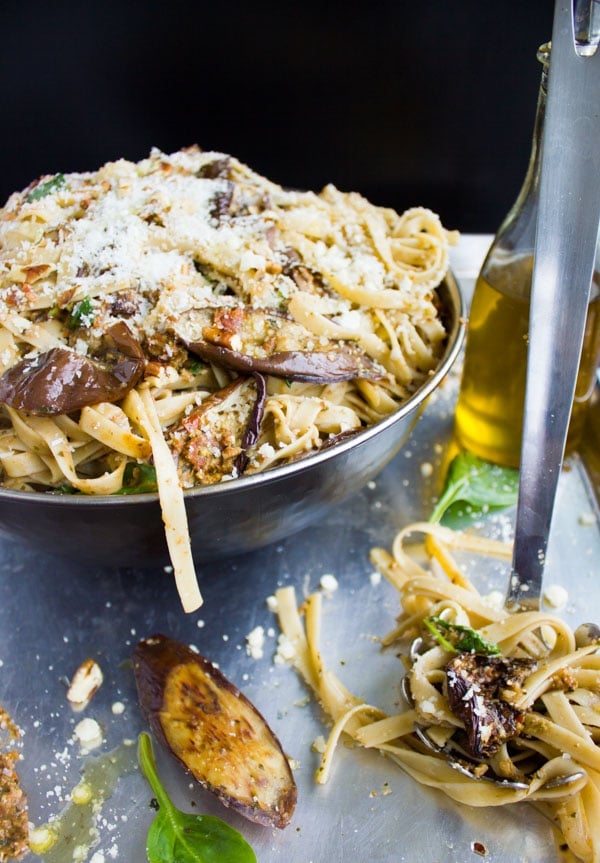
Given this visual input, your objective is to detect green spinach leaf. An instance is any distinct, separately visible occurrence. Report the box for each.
[429,451,519,524]
[26,173,67,202]
[424,616,501,655]
[138,733,257,863]
[117,463,158,495]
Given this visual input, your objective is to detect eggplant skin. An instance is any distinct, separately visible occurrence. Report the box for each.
[174,306,384,384]
[0,322,145,415]
[187,340,382,383]
[133,634,297,829]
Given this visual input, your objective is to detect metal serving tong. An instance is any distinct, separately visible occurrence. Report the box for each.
[403,0,600,792]
[505,0,600,611]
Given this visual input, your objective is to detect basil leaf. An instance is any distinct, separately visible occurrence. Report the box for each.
[425,616,501,655]
[67,296,95,330]
[138,733,257,863]
[429,451,519,524]
[26,173,67,202]
[117,463,158,495]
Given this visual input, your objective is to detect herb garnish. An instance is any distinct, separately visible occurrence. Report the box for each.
[138,732,257,863]
[117,463,158,495]
[429,451,519,524]
[26,173,67,202]
[67,296,95,330]
[424,616,501,655]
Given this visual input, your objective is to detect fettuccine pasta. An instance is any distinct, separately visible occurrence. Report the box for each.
[0,148,457,610]
[275,523,600,862]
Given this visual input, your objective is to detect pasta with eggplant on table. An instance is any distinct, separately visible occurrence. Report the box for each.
[276,522,600,863]
[0,147,457,609]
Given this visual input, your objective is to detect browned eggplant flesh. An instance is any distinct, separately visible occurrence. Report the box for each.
[133,633,297,828]
[167,374,265,485]
[445,653,537,758]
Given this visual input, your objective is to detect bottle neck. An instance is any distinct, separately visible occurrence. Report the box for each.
[509,62,547,221]
[491,59,547,256]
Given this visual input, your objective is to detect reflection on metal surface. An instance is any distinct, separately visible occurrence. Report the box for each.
[0,239,598,863]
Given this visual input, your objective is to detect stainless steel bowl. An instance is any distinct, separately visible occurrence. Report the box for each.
[0,274,464,566]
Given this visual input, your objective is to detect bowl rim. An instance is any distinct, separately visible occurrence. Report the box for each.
[0,272,465,507]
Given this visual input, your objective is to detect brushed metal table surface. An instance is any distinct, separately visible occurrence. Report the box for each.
[1,235,599,863]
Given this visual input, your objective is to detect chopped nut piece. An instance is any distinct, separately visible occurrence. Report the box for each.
[66,659,104,710]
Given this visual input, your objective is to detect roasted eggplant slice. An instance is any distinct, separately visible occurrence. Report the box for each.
[0,322,145,415]
[174,306,383,383]
[133,634,297,829]
[446,653,537,758]
[168,374,264,485]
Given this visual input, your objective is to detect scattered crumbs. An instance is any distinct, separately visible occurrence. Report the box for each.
[273,634,296,666]
[381,782,392,796]
[578,511,597,527]
[163,565,173,574]
[369,571,382,587]
[543,584,569,609]
[433,443,443,454]
[367,480,376,490]
[293,695,310,708]
[311,735,327,754]
[471,840,488,857]
[66,659,104,712]
[266,594,279,613]
[111,702,125,716]
[245,626,265,660]
[222,634,229,642]
[287,756,300,771]
[0,659,3,668]
[188,644,200,654]
[482,590,503,609]
[320,574,339,594]
[196,619,205,628]
[420,461,433,478]
[369,789,378,798]
[73,718,103,753]
[29,740,136,863]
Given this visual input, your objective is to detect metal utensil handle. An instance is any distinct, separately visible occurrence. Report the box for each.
[507,0,600,610]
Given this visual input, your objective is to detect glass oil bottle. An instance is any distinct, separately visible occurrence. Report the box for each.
[454,43,600,468]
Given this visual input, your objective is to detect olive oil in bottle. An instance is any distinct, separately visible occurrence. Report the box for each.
[454,43,600,468]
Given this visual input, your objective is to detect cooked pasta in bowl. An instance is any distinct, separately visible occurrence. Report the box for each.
[0,147,463,609]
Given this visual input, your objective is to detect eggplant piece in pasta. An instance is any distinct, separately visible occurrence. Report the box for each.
[167,375,264,485]
[445,653,537,759]
[174,306,384,383]
[0,322,145,415]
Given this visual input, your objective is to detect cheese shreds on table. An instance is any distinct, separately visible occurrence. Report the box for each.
[0,147,457,610]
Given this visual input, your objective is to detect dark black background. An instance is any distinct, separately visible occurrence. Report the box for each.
[1,0,553,232]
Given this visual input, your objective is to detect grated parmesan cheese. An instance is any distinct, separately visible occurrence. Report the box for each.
[245,626,266,660]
